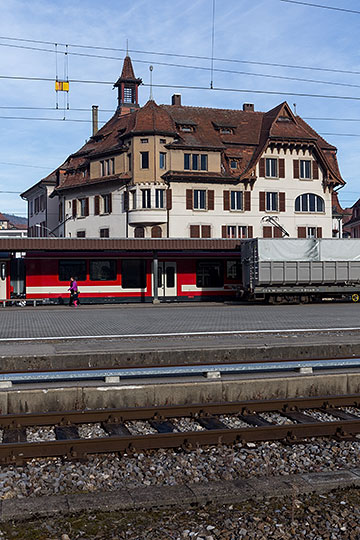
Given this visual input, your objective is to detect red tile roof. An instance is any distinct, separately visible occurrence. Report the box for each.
[53,96,345,192]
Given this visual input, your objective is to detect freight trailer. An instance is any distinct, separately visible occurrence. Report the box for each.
[241,238,360,303]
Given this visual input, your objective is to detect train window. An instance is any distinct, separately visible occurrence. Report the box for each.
[90,260,117,281]
[59,260,87,281]
[196,261,224,288]
[122,259,146,289]
[226,260,241,280]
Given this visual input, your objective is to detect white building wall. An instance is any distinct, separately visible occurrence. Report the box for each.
[64,185,127,238]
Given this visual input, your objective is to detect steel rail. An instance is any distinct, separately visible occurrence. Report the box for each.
[0,395,359,464]
[2,358,360,384]
[0,395,359,427]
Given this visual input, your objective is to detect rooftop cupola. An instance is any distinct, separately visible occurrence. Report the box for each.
[114,55,142,116]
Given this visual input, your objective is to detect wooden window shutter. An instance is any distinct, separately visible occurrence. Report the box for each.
[223,191,230,211]
[123,191,129,212]
[247,225,253,238]
[201,225,211,238]
[293,160,299,179]
[244,191,251,211]
[186,189,193,210]
[207,190,214,210]
[190,225,200,238]
[298,227,306,238]
[263,226,272,238]
[94,196,100,215]
[166,189,172,210]
[259,192,265,212]
[279,192,286,212]
[259,158,265,177]
[85,198,89,216]
[108,193,112,214]
[316,227,322,238]
[72,199,77,218]
[312,161,319,179]
[279,159,285,178]
[222,225,227,238]
[274,227,282,238]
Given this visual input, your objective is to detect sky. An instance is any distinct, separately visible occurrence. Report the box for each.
[1,0,360,217]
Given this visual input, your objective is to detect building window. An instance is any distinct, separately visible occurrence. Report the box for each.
[196,261,223,288]
[100,228,109,238]
[160,138,166,144]
[230,191,243,211]
[76,231,86,238]
[159,152,166,169]
[90,260,116,281]
[128,153,132,171]
[221,128,233,134]
[200,155,208,171]
[300,160,311,179]
[307,227,316,238]
[79,198,88,217]
[193,189,206,210]
[151,225,162,238]
[122,259,146,288]
[184,153,208,171]
[30,201,33,217]
[180,126,193,132]
[141,138,148,144]
[266,192,278,212]
[134,226,145,238]
[102,194,112,214]
[265,158,278,178]
[155,189,165,209]
[295,193,324,213]
[230,160,237,169]
[131,190,136,210]
[100,158,115,176]
[140,151,149,169]
[124,87,134,103]
[141,189,151,209]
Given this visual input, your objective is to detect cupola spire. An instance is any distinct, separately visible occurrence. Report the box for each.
[114,55,142,116]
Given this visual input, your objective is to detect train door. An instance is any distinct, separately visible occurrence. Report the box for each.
[0,261,6,299]
[158,262,177,298]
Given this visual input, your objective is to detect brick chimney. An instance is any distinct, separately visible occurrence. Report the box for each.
[243,103,254,112]
[172,94,181,106]
[92,105,99,136]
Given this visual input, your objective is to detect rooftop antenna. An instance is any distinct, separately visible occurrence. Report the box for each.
[293,103,297,115]
[149,65,154,100]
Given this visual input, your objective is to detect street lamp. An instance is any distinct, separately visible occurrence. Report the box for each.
[35,224,55,237]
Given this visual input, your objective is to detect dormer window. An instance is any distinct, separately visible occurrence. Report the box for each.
[220,128,233,134]
[277,116,291,122]
[230,160,238,169]
[180,126,193,132]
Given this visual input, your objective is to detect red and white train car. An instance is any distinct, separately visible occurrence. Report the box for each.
[0,238,242,304]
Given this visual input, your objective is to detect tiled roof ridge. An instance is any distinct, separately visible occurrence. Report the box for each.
[161,104,264,115]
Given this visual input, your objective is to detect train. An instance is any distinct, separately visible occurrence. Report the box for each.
[0,238,360,305]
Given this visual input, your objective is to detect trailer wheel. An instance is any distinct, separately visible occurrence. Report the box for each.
[352,293,360,303]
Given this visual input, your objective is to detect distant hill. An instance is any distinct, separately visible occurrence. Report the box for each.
[1,213,27,226]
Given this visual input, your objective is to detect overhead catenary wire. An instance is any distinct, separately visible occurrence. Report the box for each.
[1,34,360,76]
[3,74,360,103]
[279,0,360,15]
[2,41,360,91]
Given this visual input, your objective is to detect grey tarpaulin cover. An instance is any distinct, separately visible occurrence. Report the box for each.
[256,239,360,262]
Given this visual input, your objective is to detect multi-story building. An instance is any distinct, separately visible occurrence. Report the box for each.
[22,55,345,239]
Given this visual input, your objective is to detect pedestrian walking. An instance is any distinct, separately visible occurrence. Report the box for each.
[68,277,80,307]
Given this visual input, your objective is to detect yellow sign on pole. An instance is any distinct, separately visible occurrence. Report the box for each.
[55,81,69,92]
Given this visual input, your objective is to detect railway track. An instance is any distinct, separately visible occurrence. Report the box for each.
[1,395,360,465]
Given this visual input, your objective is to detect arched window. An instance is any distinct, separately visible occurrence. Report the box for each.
[295,193,324,213]
[134,226,145,238]
[151,225,162,238]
